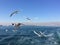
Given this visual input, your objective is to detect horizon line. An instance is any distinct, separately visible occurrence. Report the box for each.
[0,22,60,26]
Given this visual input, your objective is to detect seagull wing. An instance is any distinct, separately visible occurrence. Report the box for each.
[45,33,54,37]
[33,31,41,37]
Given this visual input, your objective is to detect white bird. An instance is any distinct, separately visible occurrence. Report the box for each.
[33,31,41,37]
[11,23,24,32]
[33,31,54,37]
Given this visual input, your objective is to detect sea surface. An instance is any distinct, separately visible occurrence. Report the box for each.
[0,25,60,45]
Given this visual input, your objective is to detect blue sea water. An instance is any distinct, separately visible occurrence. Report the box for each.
[0,25,60,45]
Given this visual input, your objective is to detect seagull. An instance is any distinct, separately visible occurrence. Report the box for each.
[11,23,24,32]
[33,31,54,37]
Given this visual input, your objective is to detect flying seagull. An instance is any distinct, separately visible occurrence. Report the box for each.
[33,31,54,37]
[26,17,31,20]
[10,10,19,17]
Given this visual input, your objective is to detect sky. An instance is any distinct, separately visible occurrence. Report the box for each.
[0,0,60,23]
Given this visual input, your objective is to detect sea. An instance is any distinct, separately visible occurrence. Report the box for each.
[0,25,60,45]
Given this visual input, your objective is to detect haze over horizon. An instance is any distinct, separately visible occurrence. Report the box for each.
[0,22,60,26]
[0,0,60,23]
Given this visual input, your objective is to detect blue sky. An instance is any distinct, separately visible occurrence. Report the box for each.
[0,0,60,23]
